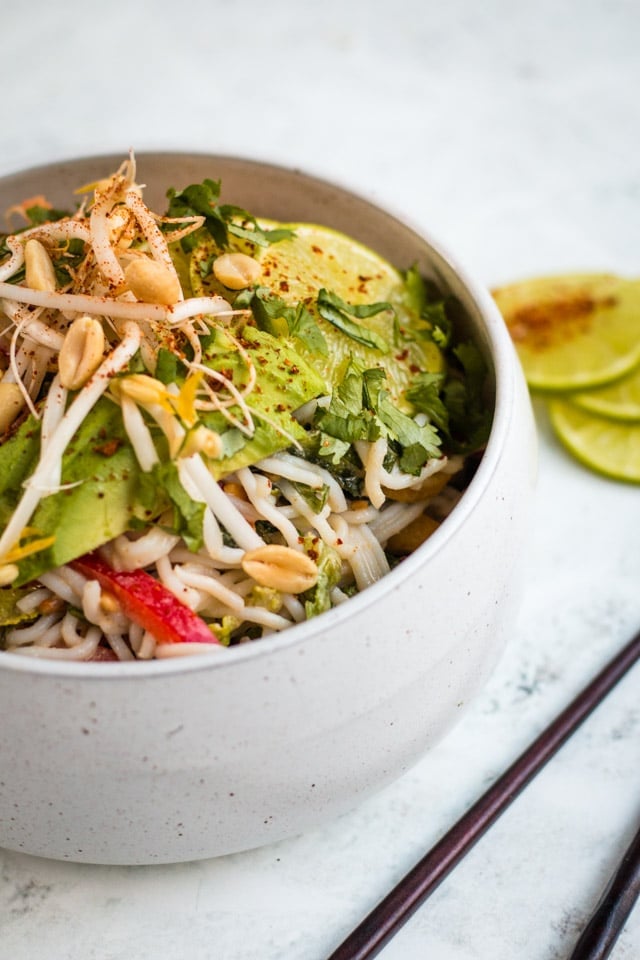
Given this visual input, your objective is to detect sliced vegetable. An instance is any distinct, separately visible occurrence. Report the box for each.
[71,552,218,646]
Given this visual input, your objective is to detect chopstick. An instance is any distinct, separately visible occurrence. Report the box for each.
[567,818,640,960]
[326,626,640,960]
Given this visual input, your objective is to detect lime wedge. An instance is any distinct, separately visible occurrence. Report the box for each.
[191,221,444,404]
[492,273,640,391]
[571,362,640,421]
[548,398,640,483]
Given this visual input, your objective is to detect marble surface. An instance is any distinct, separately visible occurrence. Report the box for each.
[2,0,640,956]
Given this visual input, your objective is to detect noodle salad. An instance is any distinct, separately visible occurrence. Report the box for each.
[0,155,491,661]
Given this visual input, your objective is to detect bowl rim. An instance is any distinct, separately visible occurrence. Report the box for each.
[0,150,518,681]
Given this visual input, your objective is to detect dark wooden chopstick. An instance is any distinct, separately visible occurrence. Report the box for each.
[567,818,640,960]
[326,626,640,960]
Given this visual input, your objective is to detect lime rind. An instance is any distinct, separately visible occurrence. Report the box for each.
[570,361,640,421]
[548,398,640,483]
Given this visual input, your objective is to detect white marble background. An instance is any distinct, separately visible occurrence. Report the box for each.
[2,1,640,957]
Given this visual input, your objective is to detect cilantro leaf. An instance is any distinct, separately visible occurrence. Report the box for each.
[313,359,443,476]
[137,461,205,552]
[218,204,295,248]
[165,180,294,252]
[24,204,69,226]
[165,179,226,250]
[290,481,330,512]
[287,303,329,355]
[375,392,442,473]
[443,340,493,452]
[300,537,342,619]
[248,287,328,354]
[316,289,391,352]
[405,372,449,432]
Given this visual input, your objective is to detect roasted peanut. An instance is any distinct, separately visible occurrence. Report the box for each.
[58,315,106,390]
[0,382,26,434]
[124,258,181,304]
[24,238,57,292]
[241,544,318,594]
[213,252,261,290]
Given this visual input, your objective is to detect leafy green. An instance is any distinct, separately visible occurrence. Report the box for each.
[316,289,391,352]
[376,392,441,472]
[314,359,442,475]
[405,372,449,432]
[300,537,342,619]
[315,367,382,444]
[247,287,328,355]
[155,347,185,385]
[442,341,493,452]
[401,265,452,347]
[165,179,294,252]
[137,462,205,551]
[289,481,330,513]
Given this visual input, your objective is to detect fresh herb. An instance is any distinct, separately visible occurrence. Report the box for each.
[402,265,452,347]
[165,179,294,252]
[405,371,449,432]
[315,360,442,475]
[246,287,328,355]
[443,341,492,452]
[24,204,69,226]
[290,480,330,513]
[300,537,342,619]
[137,461,205,551]
[154,348,185,385]
[316,289,391,352]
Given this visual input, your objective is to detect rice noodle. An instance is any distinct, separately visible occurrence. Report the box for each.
[0,157,481,661]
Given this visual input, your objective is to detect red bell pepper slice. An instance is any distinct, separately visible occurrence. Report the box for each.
[71,552,218,646]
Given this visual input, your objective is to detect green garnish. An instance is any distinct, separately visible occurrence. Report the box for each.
[165,179,295,252]
[316,288,391,352]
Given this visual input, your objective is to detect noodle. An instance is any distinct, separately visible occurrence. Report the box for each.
[0,156,489,661]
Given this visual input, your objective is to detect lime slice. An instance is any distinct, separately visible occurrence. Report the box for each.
[492,273,640,391]
[191,222,444,404]
[571,362,640,421]
[548,398,640,483]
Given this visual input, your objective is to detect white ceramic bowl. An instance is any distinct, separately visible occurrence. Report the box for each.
[0,154,536,864]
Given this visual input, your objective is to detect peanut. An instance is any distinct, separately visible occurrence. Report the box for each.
[213,252,261,290]
[24,238,57,292]
[124,258,181,304]
[0,382,26,434]
[58,315,106,390]
[241,544,318,594]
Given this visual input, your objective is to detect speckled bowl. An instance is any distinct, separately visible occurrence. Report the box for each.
[0,153,536,864]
